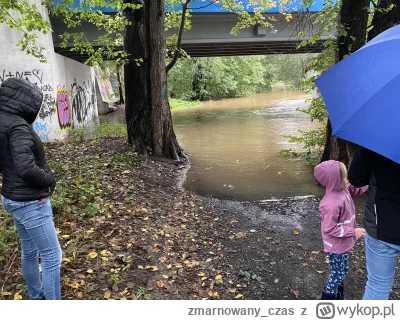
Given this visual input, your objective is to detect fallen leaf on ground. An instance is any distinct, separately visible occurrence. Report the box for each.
[14,294,22,300]
[88,252,97,259]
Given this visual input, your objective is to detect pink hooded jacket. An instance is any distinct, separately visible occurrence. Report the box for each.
[314,160,368,254]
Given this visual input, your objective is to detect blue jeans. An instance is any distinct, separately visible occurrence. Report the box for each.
[363,232,400,300]
[1,196,62,300]
[325,252,349,295]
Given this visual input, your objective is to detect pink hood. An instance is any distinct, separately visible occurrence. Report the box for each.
[313,160,368,254]
[314,160,342,194]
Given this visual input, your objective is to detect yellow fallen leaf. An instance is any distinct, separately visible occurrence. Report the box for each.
[215,275,222,281]
[235,294,243,299]
[274,279,279,284]
[213,292,218,297]
[68,282,80,289]
[13,294,22,300]
[143,217,149,221]
[61,235,70,239]
[86,229,94,233]
[101,257,108,261]
[88,252,97,259]
[293,231,300,235]
[101,250,111,256]
[1,292,12,296]
[201,277,207,281]
[166,264,172,269]
[162,275,169,279]
[198,272,205,277]
[104,291,111,299]
[87,269,93,274]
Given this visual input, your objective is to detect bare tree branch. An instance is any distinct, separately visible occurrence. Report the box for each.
[166,0,191,73]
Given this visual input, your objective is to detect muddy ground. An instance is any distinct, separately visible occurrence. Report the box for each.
[1,137,399,300]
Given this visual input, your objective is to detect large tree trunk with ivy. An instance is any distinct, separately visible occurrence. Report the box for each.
[321,0,370,166]
[368,0,400,41]
[123,0,184,160]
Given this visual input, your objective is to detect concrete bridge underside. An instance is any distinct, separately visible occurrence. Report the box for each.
[51,13,329,62]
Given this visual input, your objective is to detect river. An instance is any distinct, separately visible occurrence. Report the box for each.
[172,91,323,201]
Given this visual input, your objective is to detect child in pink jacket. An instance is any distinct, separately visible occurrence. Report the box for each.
[314,160,368,300]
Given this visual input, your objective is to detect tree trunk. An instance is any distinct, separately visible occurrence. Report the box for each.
[321,0,370,166]
[368,0,400,41]
[123,0,184,160]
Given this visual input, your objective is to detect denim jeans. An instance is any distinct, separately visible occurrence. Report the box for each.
[363,232,400,300]
[1,196,62,300]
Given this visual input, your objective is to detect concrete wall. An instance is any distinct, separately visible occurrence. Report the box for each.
[0,1,98,141]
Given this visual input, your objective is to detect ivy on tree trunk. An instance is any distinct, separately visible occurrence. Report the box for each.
[123,0,184,160]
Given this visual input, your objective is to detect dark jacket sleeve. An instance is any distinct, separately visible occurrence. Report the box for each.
[8,124,56,188]
[349,146,371,187]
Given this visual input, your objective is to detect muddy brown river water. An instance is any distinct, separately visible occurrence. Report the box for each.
[172,91,323,201]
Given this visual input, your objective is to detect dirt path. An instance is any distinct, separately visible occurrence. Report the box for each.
[1,138,399,300]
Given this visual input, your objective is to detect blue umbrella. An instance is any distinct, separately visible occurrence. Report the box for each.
[315,24,400,164]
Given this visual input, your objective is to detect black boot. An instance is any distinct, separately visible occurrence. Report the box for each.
[321,288,337,300]
[336,284,344,300]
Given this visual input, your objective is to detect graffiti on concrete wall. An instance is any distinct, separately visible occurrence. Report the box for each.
[70,78,95,127]
[94,65,116,103]
[0,69,57,123]
[0,69,44,86]
[56,85,71,130]
[38,93,56,121]
[33,121,49,141]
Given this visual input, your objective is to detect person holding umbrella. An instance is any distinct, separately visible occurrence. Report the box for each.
[316,25,400,300]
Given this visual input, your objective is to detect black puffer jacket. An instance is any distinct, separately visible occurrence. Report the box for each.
[349,145,400,245]
[0,78,56,201]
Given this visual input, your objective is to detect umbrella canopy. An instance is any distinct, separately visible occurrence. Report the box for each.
[315,24,400,164]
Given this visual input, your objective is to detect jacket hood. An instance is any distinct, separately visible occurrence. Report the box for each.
[0,78,43,124]
[314,160,342,193]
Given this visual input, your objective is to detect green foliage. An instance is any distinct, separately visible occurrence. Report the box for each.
[134,287,152,300]
[170,98,202,109]
[168,56,268,100]
[69,123,127,141]
[0,0,51,62]
[48,0,142,66]
[48,146,138,220]
[263,54,316,90]
[284,0,340,165]
[168,54,313,101]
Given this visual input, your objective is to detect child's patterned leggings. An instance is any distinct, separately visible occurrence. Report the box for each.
[325,252,349,295]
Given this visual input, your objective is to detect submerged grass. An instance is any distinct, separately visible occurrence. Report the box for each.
[170,98,202,109]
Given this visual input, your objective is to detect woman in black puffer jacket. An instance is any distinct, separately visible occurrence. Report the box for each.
[0,78,61,300]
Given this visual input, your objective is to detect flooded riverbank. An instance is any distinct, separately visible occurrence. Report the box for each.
[172,91,322,201]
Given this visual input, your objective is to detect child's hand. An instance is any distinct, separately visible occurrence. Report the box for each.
[355,228,366,240]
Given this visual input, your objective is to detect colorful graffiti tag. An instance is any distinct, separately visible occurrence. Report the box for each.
[56,85,71,130]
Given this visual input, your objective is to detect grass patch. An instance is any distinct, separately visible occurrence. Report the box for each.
[68,123,127,142]
[170,98,202,109]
